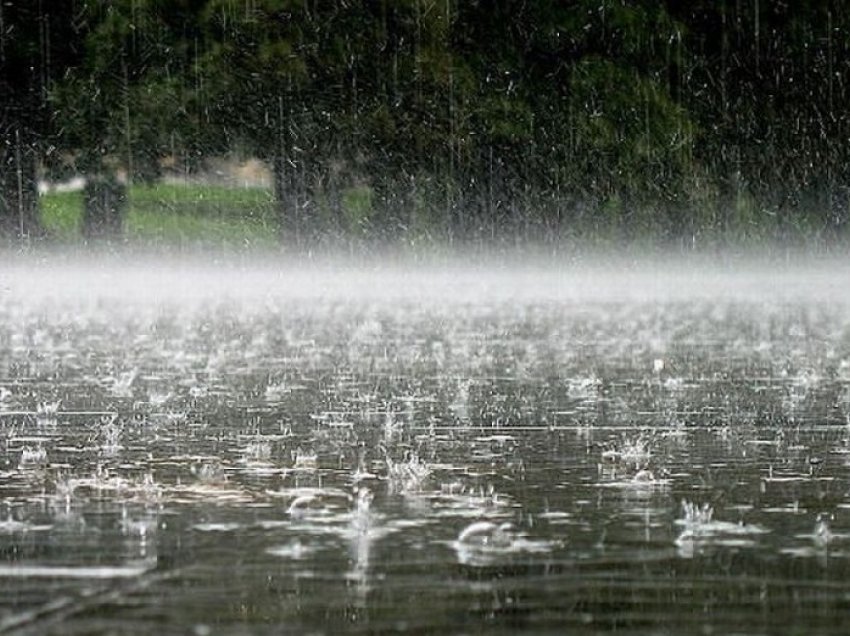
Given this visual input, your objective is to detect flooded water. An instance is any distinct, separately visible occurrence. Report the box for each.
[2,258,850,634]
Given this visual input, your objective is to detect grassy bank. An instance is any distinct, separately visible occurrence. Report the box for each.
[40,182,279,248]
[37,180,850,255]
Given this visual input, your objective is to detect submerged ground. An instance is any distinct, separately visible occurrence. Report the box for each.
[1,255,850,634]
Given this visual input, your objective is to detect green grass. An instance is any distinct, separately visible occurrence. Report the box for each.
[40,182,279,247]
[40,179,845,252]
[40,190,86,241]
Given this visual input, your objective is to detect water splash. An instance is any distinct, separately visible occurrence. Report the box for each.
[601,435,653,471]
[36,399,61,422]
[386,452,431,495]
[109,369,138,398]
[19,446,48,468]
[292,448,318,471]
[814,513,834,548]
[675,499,768,557]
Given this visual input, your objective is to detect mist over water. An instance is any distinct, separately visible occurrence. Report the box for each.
[2,253,850,634]
[3,251,849,304]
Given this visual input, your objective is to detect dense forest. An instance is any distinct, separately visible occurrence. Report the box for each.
[2,0,850,247]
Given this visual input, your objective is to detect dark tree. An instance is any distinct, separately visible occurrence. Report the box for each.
[0,1,88,238]
[49,1,208,239]
[28,0,850,246]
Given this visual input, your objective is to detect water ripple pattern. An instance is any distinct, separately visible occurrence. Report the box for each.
[0,260,850,634]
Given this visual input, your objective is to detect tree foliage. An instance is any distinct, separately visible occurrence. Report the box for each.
[5,0,850,245]
[0,1,89,237]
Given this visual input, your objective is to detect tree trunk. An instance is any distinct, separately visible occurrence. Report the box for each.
[0,125,43,239]
[81,173,127,240]
[273,153,299,248]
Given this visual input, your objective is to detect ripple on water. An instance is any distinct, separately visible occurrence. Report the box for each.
[266,541,314,560]
[4,265,850,633]
[450,520,560,567]
[0,560,156,579]
[193,522,242,533]
[0,518,52,534]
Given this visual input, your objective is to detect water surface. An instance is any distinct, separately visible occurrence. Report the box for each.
[1,259,850,634]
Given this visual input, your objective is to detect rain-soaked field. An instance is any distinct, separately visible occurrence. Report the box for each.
[2,258,850,634]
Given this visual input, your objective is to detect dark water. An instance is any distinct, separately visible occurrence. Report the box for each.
[2,262,850,634]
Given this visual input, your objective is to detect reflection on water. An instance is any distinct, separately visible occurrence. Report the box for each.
[2,261,850,633]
